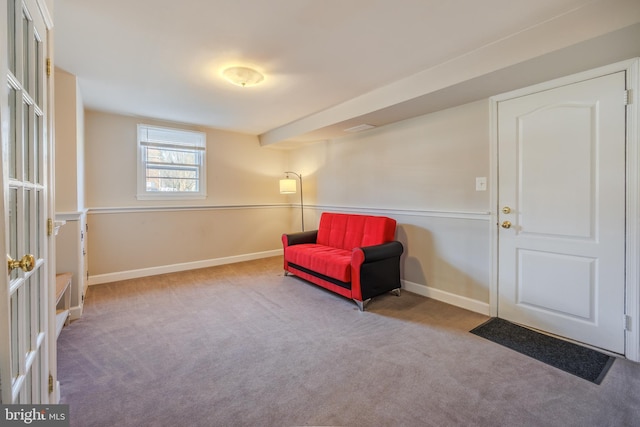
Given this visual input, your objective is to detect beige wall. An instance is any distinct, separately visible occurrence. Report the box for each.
[89,207,286,275]
[54,68,84,212]
[85,111,291,208]
[292,100,489,211]
[83,99,493,308]
[76,85,85,209]
[54,68,88,315]
[288,100,492,305]
[85,110,293,278]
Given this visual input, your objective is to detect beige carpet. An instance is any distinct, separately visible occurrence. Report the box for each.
[57,256,640,427]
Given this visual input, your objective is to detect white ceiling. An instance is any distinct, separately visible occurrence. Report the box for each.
[54,0,638,146]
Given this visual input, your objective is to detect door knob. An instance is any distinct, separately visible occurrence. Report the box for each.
[7,254,35,274]
[501,221,512,229]
[502,206,512,214]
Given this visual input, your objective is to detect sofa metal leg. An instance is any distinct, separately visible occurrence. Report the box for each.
[391,288,401,297]
[354,298,371,311]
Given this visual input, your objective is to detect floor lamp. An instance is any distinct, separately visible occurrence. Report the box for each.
[280,171,304,231]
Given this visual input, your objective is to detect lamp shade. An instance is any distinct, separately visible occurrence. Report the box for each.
[279,178,297,194]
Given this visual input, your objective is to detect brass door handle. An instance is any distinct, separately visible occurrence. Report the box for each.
[8,254,35,274]
[501,221,512,229]
[502,206,512,214]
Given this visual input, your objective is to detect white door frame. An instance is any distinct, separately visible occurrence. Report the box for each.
[489,58,640,362]
[41,0,56,403]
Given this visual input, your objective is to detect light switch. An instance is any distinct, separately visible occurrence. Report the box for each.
[476,177,487,191]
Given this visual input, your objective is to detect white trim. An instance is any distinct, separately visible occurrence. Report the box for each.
[489,97,499,318]
[136,123,207,200]
[625,59,640,362]
[306,205,492,221]
[55,210,87,221]
[491,59,639,102]
[88,249,282,286]
[490,58,640,362]
[86,204,289,215]
[140,141,206,151]
[36,0,53,29]
[69,305,83,321]
[136,193,207,201]
[402,279,490,316]
[84,203,492,220]
[489,97,498,317]
[87,204,292,215]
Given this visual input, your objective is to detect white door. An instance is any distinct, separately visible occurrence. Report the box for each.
[0,0,52,403]
[497,71,626,354]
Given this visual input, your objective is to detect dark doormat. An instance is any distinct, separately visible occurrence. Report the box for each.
[470,317,615,384]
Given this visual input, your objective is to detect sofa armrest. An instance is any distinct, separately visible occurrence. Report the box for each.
[358,241,404,263]
[351,241,404,302]
[282,230,318,247]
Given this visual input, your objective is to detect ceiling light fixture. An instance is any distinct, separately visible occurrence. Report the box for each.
[222,66,264,87]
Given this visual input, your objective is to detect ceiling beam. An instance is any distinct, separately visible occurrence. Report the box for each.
[259,0,640,147]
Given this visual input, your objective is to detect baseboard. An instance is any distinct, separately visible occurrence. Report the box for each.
[88,253,490,316]
[54,381,61,404]
[402,279,490,315]
[69,305,83,321]
[88,249,282,286]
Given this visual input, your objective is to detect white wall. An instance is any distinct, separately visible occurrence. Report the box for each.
[287,100,492,311]
[84,110,293,281]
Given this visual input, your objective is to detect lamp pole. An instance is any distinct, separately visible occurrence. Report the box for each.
[284,171,304,231]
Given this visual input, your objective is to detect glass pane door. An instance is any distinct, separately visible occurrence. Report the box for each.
[1,0,49,404]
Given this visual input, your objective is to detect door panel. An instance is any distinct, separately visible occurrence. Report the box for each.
[518,104,595,239]
[498,72,626,354]
[517,250,595,319]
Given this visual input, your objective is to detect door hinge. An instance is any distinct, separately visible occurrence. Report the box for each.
[624,89,632,105]
[48,373,54,393]
[47,218,54,236]
[624,314,632,331]
[46,58,51,77]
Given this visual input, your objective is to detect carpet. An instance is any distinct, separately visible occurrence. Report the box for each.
[56,258,640,426]
[470,317,615,384]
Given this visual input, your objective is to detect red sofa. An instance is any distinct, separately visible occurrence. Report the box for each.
[282,212,404,310]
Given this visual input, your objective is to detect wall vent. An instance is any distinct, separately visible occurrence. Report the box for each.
[344,124,376,133]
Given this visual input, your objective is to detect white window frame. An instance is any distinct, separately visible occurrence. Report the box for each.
[136,124,207,200]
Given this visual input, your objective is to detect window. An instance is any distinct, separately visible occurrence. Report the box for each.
[137,124,206,200]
